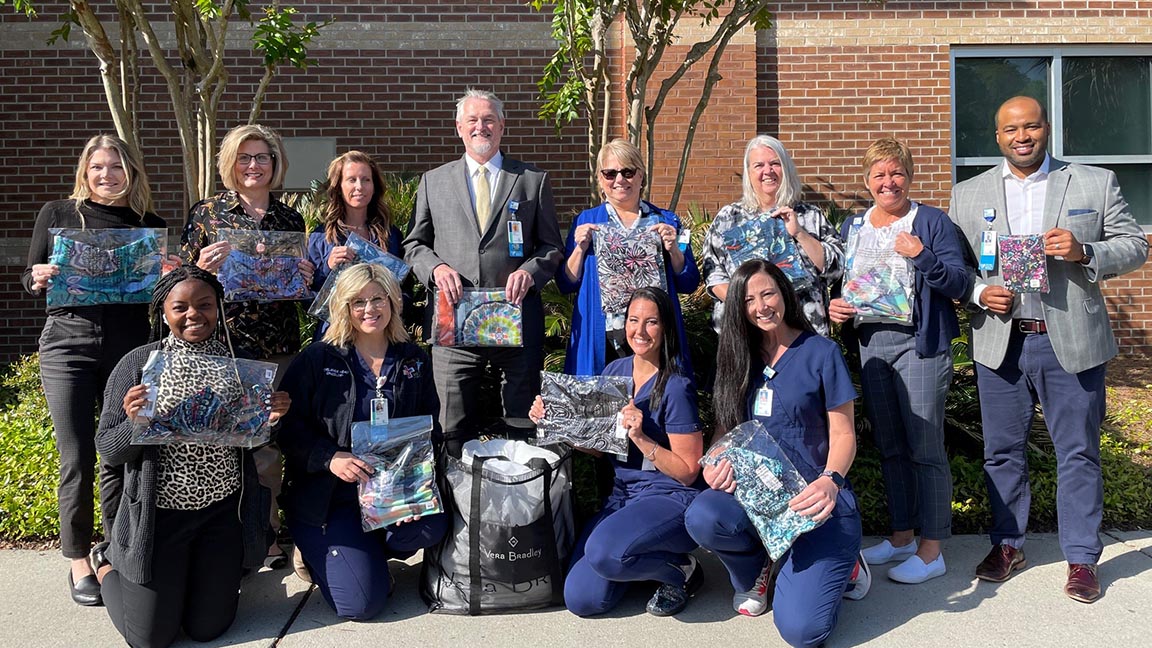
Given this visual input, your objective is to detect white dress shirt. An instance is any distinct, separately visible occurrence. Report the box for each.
[463,152,503,217]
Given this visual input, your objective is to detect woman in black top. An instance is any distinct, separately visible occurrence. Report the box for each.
[94,266,289,648]
[23,134,168,606]
[279,263,447,620]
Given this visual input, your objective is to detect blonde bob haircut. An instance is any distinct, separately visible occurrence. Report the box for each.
[323,263,409,348]
[217,124,289,191]
[70,134,154,218]
[861,137,915,185]
[596,138,647,188]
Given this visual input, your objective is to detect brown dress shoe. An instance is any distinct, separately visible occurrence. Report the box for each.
[975,544,1027,582]
[1064,563,1100,603]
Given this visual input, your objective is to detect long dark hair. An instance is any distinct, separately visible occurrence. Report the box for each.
[148,266,227,343]
[625,286,682,408]
[713,260,813,432]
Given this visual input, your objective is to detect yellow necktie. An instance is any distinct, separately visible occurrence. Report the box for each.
[475,166,492,230]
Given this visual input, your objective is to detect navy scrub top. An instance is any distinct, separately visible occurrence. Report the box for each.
[602,356,703,496]
[745,331,858,484]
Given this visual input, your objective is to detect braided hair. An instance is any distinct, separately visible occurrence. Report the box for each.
[148,265,227,343]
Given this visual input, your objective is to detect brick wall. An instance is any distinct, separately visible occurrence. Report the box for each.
[1,1,1150,360]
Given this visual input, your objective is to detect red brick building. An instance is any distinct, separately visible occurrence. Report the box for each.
[2,1,1149,360]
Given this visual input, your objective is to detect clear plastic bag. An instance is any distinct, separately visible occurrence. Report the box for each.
[351,415,442,532]
[132,350,278,448]
[534,372,632,455]
[216,228,312,302]
[842,221,914,323]
[432,288,523,347]
[701,420,823,560]
[46,228,167,307]
[308,232,411,321]
[721,214,810,286]
[595,222,667,330]
[999,234,1049,294]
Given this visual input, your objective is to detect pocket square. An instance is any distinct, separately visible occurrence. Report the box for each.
[1067,209,1096,216]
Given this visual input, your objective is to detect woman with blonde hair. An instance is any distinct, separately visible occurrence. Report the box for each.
[23,134,167,605]
[181,123,314,567]
[556,138,699,378]
[279,263,447,620]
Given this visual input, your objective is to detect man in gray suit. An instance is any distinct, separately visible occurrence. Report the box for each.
[951,96,1148,603]
[404,89,564,456]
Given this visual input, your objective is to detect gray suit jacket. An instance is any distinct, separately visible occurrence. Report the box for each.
[950,160,1149,374]
[403,155,564,346]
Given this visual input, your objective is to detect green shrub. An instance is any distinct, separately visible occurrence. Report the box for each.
[0,354,101,542]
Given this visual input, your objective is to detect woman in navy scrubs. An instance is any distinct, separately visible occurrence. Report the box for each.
[684,259,863,647]
[278,264,447,620]
[530,287,704,618]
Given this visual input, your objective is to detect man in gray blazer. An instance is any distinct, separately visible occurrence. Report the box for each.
[404,89,564,456]
[951,96,1148,603]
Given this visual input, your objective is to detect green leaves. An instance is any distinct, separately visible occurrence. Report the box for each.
[252,6,332,69]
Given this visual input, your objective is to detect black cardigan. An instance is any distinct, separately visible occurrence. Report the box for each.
[278,340,440,527]
[95,341,271,584]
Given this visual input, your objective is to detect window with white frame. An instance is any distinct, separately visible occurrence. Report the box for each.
[951,47,1152,228]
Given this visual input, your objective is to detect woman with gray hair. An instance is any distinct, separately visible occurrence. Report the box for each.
[701,135,844,335]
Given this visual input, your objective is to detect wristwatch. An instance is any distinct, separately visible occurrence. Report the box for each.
[1078,243,1095,266]
[820,470,845,490]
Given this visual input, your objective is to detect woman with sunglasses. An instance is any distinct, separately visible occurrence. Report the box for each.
[555,138,699,378]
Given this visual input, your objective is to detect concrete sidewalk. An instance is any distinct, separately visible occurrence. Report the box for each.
[1,532,1149,648]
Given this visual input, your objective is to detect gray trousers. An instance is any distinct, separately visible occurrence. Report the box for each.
[39,312,149,558]
[858,324,954,540]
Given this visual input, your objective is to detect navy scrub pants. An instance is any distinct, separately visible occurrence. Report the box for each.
[563,488,698,617]
[685,488,861,648]
[291,501,449,620]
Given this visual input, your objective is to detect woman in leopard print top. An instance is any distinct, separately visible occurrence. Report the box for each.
[94,266,290,648]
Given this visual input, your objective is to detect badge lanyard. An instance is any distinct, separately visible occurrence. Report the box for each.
[370,375,389,426]
[979,208,997,271]
[507,200,524,258]
[754,365,776,418]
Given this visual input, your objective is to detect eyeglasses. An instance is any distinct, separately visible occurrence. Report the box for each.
[350,296,388,313]
[600,168,637,181]
[236,153,274,166]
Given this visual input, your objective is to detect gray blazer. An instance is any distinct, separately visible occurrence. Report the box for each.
[950,160,1148,374]
[403,155,564,346]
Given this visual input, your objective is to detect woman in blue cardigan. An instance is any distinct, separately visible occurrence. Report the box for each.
[829,138,969,585]
[555,138,700,379]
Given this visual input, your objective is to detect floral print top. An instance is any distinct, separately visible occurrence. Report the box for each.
[701,200,844,335]
[181,190,305,359]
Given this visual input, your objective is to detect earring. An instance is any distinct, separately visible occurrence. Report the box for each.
[163,314,170,327]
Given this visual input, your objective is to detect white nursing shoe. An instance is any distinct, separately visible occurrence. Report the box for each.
[861,538,918,565]
[888,553,946,584]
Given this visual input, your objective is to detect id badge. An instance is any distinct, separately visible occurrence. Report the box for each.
[137,384,158,421]
[677,227,691,252]
[507,220,524,258]
[979,230,998,271]
[613,412,629,462]
[370,397,389,426]
[754,387,773,417]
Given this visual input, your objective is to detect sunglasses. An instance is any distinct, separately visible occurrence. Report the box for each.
[600,168,638,181]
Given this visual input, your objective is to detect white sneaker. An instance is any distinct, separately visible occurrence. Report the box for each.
[861,538,918,565]
[732,560,773,617]
[888,553,946,584]
[843,554,872,600]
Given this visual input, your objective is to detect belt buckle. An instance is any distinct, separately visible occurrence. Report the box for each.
[1016,319,1044,334]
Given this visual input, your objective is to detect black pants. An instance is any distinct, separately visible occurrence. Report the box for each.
[39,312,147,557]
[102,492,243,648]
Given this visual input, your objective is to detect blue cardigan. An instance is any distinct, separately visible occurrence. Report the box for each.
[837,204,969,358]
[555,201,700,378]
